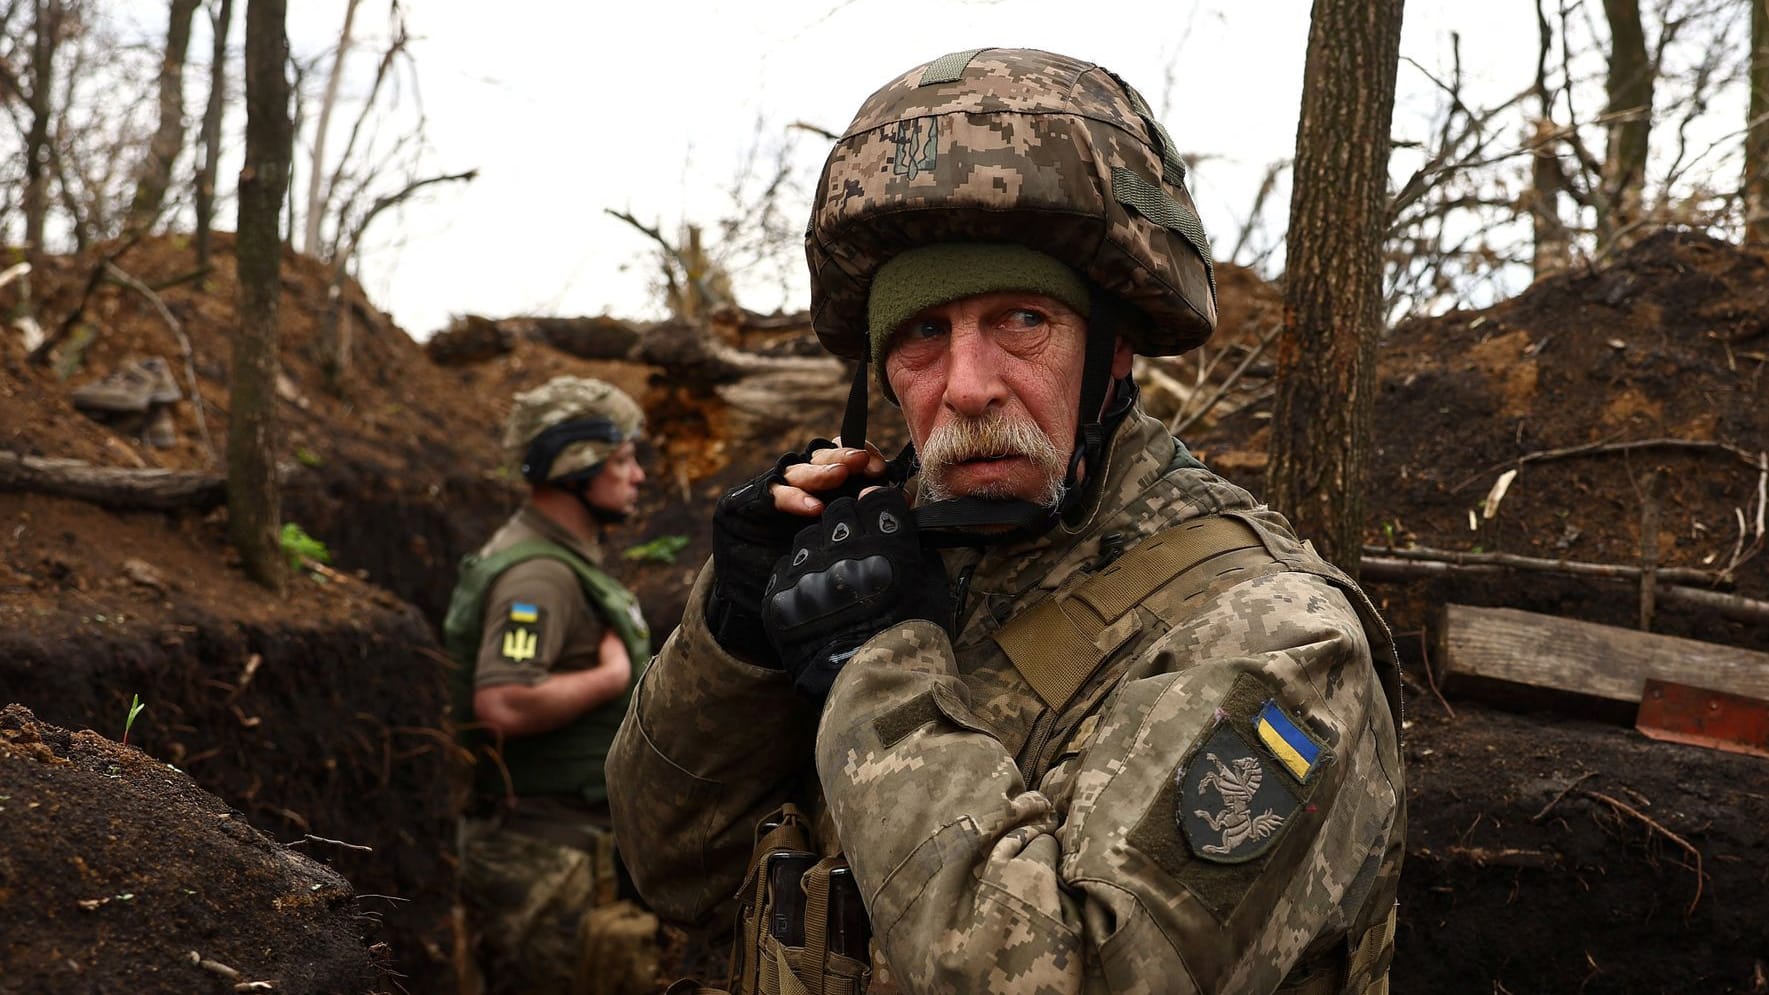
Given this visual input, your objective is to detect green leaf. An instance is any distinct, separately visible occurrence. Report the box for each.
[280,522,332,569]
[623,534,691,564]
[122,693,146,746]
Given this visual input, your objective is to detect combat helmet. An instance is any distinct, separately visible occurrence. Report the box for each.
[807,47,1217,365]
[502,376,644,486]
[805,48,1217,537]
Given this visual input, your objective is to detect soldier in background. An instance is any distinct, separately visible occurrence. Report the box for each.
[608,48,1405,995]
[444,375,657,995]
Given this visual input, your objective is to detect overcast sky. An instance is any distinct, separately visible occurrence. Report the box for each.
[214,2,1549,336]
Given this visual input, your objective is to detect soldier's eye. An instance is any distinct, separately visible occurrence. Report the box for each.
[901,318,946,341]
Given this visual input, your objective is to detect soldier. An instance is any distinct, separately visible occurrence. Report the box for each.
[444,375,656,995]
[608,48,1405,995]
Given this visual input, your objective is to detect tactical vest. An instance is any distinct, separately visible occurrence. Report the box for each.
[443,539,652,805]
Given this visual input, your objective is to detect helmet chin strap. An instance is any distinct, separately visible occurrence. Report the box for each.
[837,285,1126,548]
[554,470,630,526]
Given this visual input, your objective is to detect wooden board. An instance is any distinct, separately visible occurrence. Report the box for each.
[1440,603,1769,705]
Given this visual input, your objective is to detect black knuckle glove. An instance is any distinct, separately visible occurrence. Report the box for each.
[761,488,953,704]
[708,439,841,662]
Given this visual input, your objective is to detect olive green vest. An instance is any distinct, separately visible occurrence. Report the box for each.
[443,539,652,805]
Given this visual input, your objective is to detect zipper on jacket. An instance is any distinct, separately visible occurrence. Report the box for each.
[1018,709,1057,787]
[951,560,979,631]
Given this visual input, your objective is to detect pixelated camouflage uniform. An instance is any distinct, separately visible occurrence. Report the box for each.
[608,408,1405,994]
[609,48,1404,994]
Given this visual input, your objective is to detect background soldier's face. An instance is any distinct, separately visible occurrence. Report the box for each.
[584,441,646,516]
[884,291,1093,506]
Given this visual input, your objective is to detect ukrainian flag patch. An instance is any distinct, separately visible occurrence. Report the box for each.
[1255,700,1325,783]
[509,602,539,624]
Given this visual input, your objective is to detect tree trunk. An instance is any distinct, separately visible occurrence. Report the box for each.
[195,0,234,269]
[230,0,291,592]
[1747,0,1769,243]
[1265,0,1405,577]
[127,0,201,231]
[1531,120,1571,279]
[1599,0,1652,250]
[301,0,359,258]
[23,0,63,260]
[1531,0,1570,279]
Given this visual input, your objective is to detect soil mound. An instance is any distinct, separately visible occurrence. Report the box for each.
[0,704,381,994]
[1191,229,1768,651]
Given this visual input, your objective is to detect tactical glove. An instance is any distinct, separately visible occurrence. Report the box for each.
[708,439,871,663]
[762,488,953,704]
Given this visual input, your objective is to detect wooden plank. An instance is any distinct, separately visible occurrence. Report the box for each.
[1440,603,1769,705]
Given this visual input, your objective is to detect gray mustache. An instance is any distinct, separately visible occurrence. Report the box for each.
[920,416,1063,472]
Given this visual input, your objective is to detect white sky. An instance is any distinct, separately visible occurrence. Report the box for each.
[255,3,1546,335]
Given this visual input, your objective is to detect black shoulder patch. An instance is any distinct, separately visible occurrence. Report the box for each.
[1177,723,1299,864]
[499,601,545,663]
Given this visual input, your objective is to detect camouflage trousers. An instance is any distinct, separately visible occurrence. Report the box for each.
[458,814,660,995]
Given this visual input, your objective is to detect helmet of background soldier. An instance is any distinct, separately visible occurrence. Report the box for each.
[501,376,644,485]
[805,47,1218,379]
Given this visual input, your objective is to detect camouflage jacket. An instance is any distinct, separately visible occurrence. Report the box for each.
[607,408,1405,994]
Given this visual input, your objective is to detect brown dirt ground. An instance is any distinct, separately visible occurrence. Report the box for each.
[0,704,383,995]
[3,228,1767,993]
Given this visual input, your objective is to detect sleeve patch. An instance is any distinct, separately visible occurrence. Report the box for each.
[500,604,544,662]
[1178,722,1300,865]
[1255,699,1326,783]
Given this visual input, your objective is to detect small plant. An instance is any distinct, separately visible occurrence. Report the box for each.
[121,693,146,746]
[294,447,325,468]
[624,534,691,564]
[279,522,332,570]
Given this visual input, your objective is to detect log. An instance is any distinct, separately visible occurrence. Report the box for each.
[1439,603,1769,706]
[1360,555,1769,626]
[0,453,227,510]
[1362,543,1724,586]
[634,321,841,388]
[0,454,302,512]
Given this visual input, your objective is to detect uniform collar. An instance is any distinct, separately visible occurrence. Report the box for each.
[517,501,606,567]
[937,403,1178,603]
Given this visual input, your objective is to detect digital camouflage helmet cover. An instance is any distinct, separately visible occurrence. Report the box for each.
[502,376,644,485]
[806,47,1218,363]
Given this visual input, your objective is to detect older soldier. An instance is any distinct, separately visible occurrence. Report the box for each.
[608,48,1404,995]
[444,375,656,995]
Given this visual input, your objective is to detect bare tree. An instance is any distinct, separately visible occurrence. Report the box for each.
[126,0,200,230]
[1266,0,1406,576]
[195,0,233,268]
[1748,0,1769,242]
[22,0,67,261]
[318,166,475,391]
[1599,0,1653,247]
[300,0,358,257]
[1531,1,1573,278]
[230,0,291,591]
[308,3,413,265]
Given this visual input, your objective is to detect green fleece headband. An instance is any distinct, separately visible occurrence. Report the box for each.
[867,243,1091,400]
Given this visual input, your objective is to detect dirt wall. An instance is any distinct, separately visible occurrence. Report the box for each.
[0,503,460,993]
